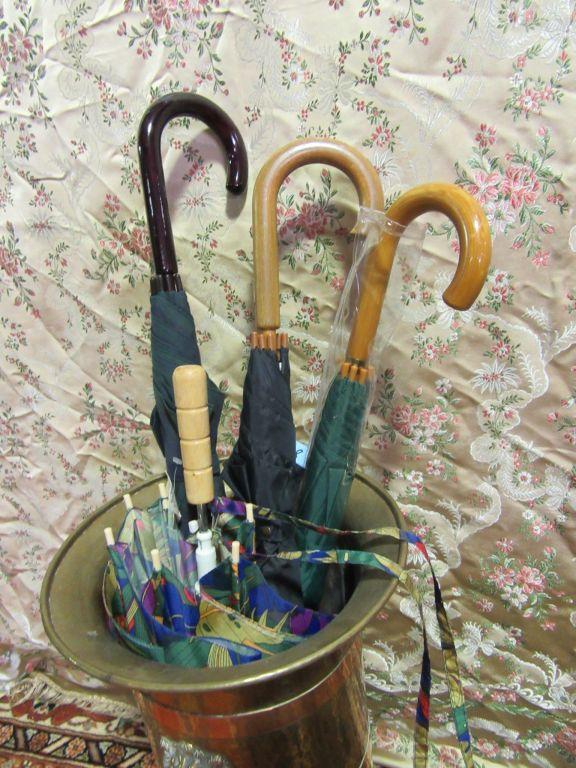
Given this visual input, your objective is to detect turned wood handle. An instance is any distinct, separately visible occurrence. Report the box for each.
[345,183,492,364]
[253,138,385,331]
[173,365,214,505]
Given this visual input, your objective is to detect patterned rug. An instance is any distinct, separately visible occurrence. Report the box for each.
[0,670,399,767]
[0,672,155,767]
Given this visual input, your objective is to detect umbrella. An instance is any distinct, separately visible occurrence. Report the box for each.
[222,138,387,608]
[138,92,248,533]
[102,490,331,666]
[223,138,386,511]
[298,182,492,607]
[103,487,265,667]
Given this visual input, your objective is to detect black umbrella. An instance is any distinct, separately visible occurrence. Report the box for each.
[138,93,248,532]
[222,138,386,608]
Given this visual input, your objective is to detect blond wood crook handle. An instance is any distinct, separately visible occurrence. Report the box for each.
[173,365,214,505]
[252,138,385,332]
[345,183,492,364]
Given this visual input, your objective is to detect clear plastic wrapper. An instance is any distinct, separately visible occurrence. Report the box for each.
[295,207,425,607]
[307,206,426,454]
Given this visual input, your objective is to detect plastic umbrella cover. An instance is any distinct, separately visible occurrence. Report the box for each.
[297,210,425,606]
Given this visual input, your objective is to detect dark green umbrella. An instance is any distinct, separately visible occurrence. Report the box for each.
[297,183,493,607]
[138,93,248,531]
[297,368,369,608]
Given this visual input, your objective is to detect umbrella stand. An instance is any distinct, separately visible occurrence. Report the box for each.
[298,183,492,607]
[41,473,406,768]
[139,93,248,532]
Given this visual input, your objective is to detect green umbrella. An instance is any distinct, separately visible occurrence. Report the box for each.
[138,93,248,530]
[296,368,370,607]
[297,183,493,607]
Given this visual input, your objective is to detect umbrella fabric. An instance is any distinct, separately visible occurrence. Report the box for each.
[140,564,199,638]
[296,373,369,608]
[270,543,474,768]
[222,346,304,602]
[200,555,332,637]
[106,546,152,642]
[210,497,474,767]
[150,290,224,527]
[147,497,198,588]
[222,347,302,512]
[103,566,261,667]
[196,593,302,656]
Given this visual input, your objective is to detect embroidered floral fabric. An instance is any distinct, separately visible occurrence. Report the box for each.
[1,2,574,766]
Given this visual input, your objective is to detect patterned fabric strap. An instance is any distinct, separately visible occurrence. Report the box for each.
[214,498,474,768]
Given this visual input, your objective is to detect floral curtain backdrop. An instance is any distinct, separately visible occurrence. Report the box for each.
[0,0,575,765]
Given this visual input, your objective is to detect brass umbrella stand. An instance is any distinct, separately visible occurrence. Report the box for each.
[41,474,406,768]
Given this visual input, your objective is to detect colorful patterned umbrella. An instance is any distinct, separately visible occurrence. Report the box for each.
[298,183,492,607]
[138,93,248,531]
[102,489,331,666]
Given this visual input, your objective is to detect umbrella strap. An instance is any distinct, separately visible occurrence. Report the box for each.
[213,497,421,545]
[269,546,474,768]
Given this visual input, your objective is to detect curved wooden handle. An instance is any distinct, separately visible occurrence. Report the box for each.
[173,365,214,505]
[253,138,385,331]
[346,183,492,363]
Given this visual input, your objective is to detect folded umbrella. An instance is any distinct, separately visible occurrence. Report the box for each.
[138,92,248,532]
[103,533,262,668]
[298,182,492,607]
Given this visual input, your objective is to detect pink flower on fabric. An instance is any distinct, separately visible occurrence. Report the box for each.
[148,0,177,29]
[516,565,546,594]
[489,565,515,589]
[477,597,494,613]
[390,405,419,437]
[477,739,499,758]
[0,246,18,276]
[420,404,448,429]
[532,249,550,268]
[468,170,500,204]
[475,123,496,147]
[502,164,540,209]
[556,727,576,755]
[370,124,393,147]
[296,203,328,239]
[8,29,34,63]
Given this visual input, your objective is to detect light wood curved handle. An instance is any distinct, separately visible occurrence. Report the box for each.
[173,365,214,505]
[346,183,492,363]
[253,138,385,331]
